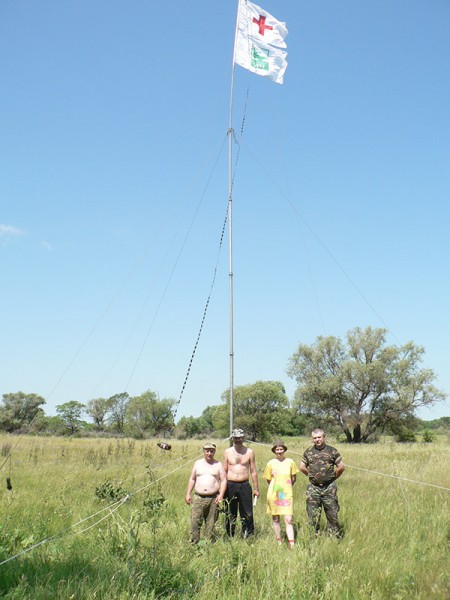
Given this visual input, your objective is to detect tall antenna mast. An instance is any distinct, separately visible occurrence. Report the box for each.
[227,0,288,436]
[228,0,242,437]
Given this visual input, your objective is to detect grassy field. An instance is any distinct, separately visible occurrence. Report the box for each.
[0,434,448,599]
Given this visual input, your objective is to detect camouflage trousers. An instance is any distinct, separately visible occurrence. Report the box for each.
[306,481,342,537]
[190,493,219,544]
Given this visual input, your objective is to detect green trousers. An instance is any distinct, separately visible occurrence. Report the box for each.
[306,481,342,537]
[190,493,219,544]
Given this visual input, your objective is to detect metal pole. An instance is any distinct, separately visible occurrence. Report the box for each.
[228,0,241,437]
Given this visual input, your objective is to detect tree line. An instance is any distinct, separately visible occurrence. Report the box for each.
[0,391,176,438]
[0,327,447,442]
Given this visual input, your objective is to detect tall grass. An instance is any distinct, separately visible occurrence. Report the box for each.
[0,435,448,599]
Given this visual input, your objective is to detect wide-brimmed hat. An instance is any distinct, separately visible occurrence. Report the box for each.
[230,428,245,439]
[271,439,288,453]
[203,442,216,450]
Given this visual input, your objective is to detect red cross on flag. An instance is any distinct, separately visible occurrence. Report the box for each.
[233,0,288,84]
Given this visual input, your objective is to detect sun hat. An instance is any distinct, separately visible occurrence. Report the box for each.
[271,439,288,453]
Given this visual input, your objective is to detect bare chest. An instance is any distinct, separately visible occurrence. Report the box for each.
[195,461,221,478]
[227,448,251,467]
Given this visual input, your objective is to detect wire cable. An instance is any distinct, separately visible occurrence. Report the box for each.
[237,136,401,345]
[251,440,450,491]
[0,439,229,566]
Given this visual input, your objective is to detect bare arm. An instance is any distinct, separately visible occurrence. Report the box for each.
[299,460,309,477]
[222,449,230,476]
[249,450,260,497]
[216,462,227,504]
[291,474,297,485]
[185,465,197,505]
[335,461,345,480]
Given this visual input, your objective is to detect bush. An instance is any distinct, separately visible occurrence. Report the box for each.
[395,427,416,443]
[422,429,434,443]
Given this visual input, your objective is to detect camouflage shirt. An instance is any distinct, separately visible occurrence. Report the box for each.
[302,444,343,486]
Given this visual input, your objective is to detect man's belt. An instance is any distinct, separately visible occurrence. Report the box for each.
[310,480,334,488]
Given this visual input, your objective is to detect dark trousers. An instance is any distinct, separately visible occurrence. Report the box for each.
[225,480,254,537]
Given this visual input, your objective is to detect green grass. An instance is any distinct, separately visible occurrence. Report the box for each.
[0,435,448,599]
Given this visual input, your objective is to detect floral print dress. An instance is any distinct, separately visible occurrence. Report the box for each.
[264,457,299,516]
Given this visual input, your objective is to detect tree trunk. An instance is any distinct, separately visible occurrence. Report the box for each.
[353,423,361,443]
[342,426,353,443]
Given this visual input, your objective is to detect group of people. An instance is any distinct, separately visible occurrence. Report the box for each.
[185,427,345,546]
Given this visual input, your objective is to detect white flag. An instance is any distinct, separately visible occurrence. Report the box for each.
[233,0,288,85]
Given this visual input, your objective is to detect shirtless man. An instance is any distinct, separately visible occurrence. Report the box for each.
[185,442,227,544]
[223,428,260,538]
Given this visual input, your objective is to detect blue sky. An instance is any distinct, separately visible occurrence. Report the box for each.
[1,1,449,422]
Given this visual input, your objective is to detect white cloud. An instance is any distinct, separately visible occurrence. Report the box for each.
[40,240,52,251]
[0,224,24,236]
[0,224,51,250]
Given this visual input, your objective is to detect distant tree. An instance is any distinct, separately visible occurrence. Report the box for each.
[199,405,219,434]
[56,401,86,435]
[394,426,417,443]
[86,397,113,430]
[28,411,51,434]
[125,391,175,438]
[37,415,67,436]
[421,416,450,431]
[385,413,420,435]
[107,392,129,433]
[0,392,46,433]
[176,416,204,439]
[212,403,229,437]
[287,326,446,443]
[387,414,420,443]
[275,407,309,437]
[220,381,290,441]
[176,405,222,439]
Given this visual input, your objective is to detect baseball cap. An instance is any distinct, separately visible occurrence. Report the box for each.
[203,442,216,450]
[230,428,245,438]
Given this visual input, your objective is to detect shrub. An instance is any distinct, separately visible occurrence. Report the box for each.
[395,427,416,443]
[422,429,434,443]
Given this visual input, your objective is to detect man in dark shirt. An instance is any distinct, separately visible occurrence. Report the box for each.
[300,428,345,537]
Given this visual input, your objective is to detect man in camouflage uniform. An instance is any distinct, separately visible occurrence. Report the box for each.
[299,428,345,537]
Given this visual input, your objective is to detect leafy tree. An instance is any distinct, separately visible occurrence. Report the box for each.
[385,413,419,443]
[107,392,129,433]
[56,401,86,435]
[35,415,67,436]
[275,407,309,437]
[0,392,46,432]
[125,391,175,438]
[176,416,205,439]
[220,381,290,441]
[393,426,417,443]
[385,413,420,437]
[86,397,113,430]
[199,405,219,433]
[287,326,446,443]
[176,405,222,439]
[212,403,230,437]
[419,416,450,431]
